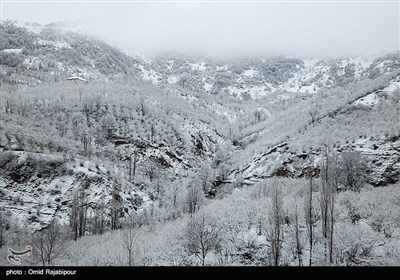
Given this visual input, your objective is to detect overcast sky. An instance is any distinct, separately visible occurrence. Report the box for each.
[2,0,399,58]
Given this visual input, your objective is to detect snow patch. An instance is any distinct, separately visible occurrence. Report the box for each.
[216,65,228,71]
[189,62,207,71]
[382,80,400,94]
[1,48,22,54]
[138,65,160,84]
[243,68,258,78]
[167,76,178,84]
[203,82,213,92]
[354,93,379,107]
[36,39,71,49]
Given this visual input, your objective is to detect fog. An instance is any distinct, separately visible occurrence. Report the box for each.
[2,1,399,58]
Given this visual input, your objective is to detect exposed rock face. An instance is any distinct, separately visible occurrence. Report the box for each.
[234,136,400,187]
[0,151,150,233]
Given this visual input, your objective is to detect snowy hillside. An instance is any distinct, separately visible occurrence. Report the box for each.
[1,19,400,267]
[0,151,150,234]
[132,54,400,101]
[0,20,139,87]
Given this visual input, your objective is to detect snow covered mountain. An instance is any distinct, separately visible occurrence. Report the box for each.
[133,53,400,101]
[1,20,400,239]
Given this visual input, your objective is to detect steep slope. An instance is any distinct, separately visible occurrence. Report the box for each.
[0,20,138,87]
[0,151,150,234]
[228,71,400,186]
[0,76,234,234]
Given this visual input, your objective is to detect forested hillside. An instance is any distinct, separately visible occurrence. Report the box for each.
[0,20,399,266]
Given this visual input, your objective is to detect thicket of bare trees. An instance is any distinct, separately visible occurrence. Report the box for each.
[70,181,89,241]
[31,220,68,266]
[320,147,340,263]
[268,183,284,266]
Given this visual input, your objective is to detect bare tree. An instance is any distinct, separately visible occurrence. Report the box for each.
[340,151,367,192]
[129,150,139,182]
[308,105,319,123]
[81,95,96,123]
[142,159,160,182]
[139,96,146,121]
[186,183,203,216]
[320,147,339,263]
[197,163,213,193]
[0,210,8,248]
[304,163,318,266]
[70,181,88,241]
[178,74,190,89]
[81,134,91,159]
[185,211,222,265]
[70,188,79,241]
[101,113,115,140]
[291,200,303,266]
[78,87,84,102]
[92,203,105,235]
[269,183,284,266]
[150,124,155,143]
[31,220,68,266]
[111,180,121,230]
[120,219,139,266]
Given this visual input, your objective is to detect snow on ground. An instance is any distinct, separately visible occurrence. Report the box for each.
[354,93,379,107]
[382,80,400,94]
[243,68,258,78]
[298,84,318,94]
[216,65,228,71]
[203,82,213,92]
[167,75,178,84]
[36,39,71,49]
[0,151,152,234]
[23,57,42,70]
[138,65,160,84]
[213,104,237,122]
[349,56,374,76]
[12,21,44,34]
[189,62,207,71]
[227,85,272,99]
[375,59,391,72]
[1,49,22,54]
[303,58,320,69]
[280,59,326,93]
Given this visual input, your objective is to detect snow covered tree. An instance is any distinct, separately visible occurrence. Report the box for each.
[129,150,139,182]
[110,180,121,230]
[70,181,88,240]
[184,211,222,265]
[304,164,318,266]
[320,146,338,263]
[269,183,284,266]
[31,220,68,266]
[288,199,303,266]
[0,210,7,248]
[196,162,214,193]
[185,182,204,216]
[340,151,367,192]
[120,218,139,266]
